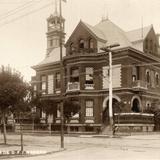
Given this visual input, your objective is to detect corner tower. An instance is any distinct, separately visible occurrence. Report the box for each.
[46,0,65,55]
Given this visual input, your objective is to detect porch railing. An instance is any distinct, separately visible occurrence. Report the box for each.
[67,82,80,92]
[114,113,154,124]
[132,80,147,90]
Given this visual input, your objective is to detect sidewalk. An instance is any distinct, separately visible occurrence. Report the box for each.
[0,134,65,158]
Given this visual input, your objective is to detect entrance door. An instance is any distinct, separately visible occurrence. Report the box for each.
[102,98,119,125]
[132,98,140,112]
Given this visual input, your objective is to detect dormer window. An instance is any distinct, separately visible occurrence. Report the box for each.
[79,39,85,49]
[89,38,94,49]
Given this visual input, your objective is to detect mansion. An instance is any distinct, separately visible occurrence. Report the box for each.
[31,10,160,132]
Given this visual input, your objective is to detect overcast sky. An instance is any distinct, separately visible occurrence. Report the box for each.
[0,0,160,82]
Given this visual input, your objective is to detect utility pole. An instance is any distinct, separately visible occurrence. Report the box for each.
[101,43,120,135]
[59,0,64,149]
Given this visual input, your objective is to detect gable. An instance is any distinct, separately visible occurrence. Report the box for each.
[126,25,152,43]
[65,21,106,47]
[66,22,96,47]
[145,27,159,45]
[143,27,159,55]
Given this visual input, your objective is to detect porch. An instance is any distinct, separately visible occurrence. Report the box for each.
[114,113,155,132]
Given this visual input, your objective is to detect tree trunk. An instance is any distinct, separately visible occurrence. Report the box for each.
[2,113,7,144]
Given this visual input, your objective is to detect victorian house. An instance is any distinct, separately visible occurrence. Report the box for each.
[32,8,160,132]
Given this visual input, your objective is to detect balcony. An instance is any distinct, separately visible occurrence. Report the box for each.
[85,84,94,89]
[67,82,80,92]
[132,80,147,90]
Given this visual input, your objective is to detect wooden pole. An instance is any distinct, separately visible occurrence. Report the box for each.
[59,0,64,149]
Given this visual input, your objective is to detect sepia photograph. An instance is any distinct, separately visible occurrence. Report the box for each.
[0,0,160,159]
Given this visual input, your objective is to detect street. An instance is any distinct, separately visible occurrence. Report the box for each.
[0,133,160,160]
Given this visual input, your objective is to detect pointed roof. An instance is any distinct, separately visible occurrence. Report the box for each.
[81,21,106,41]
[126,25,153,42]
[66,19,133,49]
[65,20,107,45]
[94,19,132,48]
[32,47,66,68]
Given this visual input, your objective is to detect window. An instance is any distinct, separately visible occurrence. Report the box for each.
[41,109,46,118]
[132,66,137,82]
[85,100,94,117]
[57,103,61,118]
[48,74,54,94]
[71,68,79,82]
[41,76,46,94]
[132,66,139,82]
[155,73,159,86]
[89,39,94,49]
[146,70,150,83]
[55,73,60,89]
[85,67,94,84]
[33,85,37,91]
[151,70,155,88]
[79,39,85,49]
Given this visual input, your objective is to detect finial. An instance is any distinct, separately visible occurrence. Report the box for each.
[101,3,109,21]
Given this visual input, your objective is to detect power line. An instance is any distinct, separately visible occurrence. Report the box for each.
[0,0,39,20]
[0,2,52,28]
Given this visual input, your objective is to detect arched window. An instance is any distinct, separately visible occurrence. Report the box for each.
[79,39,85,49]
[89,38,94,49]
[146,70,150,83]
[155,73,159,86]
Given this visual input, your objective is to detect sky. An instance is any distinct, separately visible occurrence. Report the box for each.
[0,0,160,82]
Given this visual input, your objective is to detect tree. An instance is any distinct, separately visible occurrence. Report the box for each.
[0,66,30,144]
[144,100,160,131]
[31,93,57,124]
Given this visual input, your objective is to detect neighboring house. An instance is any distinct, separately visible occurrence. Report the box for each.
[31,10,160,132]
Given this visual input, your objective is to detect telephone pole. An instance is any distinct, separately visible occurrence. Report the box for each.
[101,43,120,135]
[59,0,64,149]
